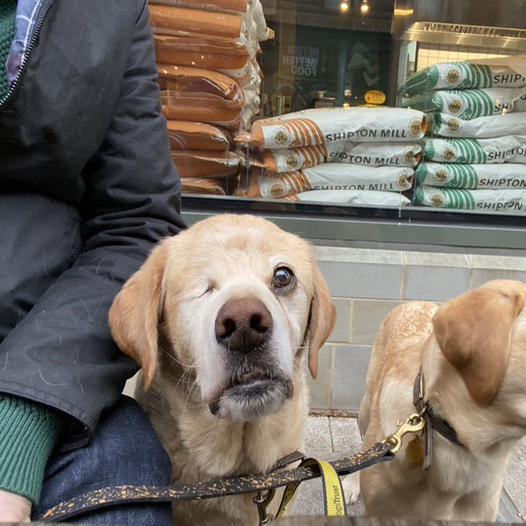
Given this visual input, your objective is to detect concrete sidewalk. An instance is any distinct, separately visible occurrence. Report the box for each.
[290,416,526,522]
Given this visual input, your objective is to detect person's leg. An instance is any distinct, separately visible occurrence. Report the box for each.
[32,396,172,525]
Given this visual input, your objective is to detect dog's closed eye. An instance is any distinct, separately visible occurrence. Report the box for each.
[197,282,216,298]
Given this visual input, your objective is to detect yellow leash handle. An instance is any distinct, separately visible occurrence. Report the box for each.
[275,458,347,519]
[316,459,347,516]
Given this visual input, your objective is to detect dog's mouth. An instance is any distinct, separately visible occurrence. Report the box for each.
[208,367,293,421]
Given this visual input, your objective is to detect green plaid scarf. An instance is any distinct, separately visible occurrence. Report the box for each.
[0,0,17,100]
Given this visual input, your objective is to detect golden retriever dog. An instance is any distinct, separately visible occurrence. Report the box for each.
[109,214,335,525]
[343,279,526,521]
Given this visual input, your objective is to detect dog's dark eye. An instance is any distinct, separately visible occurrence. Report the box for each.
[273,267,295,288]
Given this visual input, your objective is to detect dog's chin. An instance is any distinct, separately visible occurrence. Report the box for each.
[209,377,293,421]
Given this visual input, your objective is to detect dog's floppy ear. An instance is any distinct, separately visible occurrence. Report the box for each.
[432,282,525,405]
[109,240,169,389]
[307,265,336,379]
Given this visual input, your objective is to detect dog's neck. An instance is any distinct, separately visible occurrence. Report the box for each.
[420,337,522,455]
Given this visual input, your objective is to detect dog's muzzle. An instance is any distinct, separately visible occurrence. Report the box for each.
[210,297,292,420]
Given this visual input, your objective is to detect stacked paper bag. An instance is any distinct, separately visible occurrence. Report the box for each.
[149,0,271,195]
[400,57,526,214]
[235,106,427,206]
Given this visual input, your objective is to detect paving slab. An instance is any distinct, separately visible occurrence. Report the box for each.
[329,417,362,457]
[502,436,526,521]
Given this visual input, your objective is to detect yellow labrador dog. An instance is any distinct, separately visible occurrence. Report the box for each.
[109,214,335,525]
[343,279,526,521]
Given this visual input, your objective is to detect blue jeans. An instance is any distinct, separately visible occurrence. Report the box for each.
[32,396,172,525]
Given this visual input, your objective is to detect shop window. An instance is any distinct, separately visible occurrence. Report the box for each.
[148,0,526,219]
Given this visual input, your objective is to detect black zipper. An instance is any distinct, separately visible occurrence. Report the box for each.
[0,0,55,108]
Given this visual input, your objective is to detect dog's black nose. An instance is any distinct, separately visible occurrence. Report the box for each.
[215,298,273,351]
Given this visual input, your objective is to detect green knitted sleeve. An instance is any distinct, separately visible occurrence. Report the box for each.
[0,396,61,505]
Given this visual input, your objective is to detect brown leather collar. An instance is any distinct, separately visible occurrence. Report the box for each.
[413,369,466,470]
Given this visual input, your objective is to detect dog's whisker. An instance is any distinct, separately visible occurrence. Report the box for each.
[174,366,197,393]
[181,377,200,413]
[158,347,197,370]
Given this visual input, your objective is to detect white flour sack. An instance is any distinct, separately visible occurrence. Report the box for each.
[427,111,526,139]
[399,61,526,97]
[402,88,526,120]
[235,107,426,149]
[415,186,526,214]
[239,164,413,198]
[423,136,526,164]
[257,142,422,173]
[286,190,411,206]
[514,92,526,112]
[416,162,526,189]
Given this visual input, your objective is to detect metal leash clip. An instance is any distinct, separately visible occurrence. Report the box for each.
[383,413,425,454]
[254,488,276,525]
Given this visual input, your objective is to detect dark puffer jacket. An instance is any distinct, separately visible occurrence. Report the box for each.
[0,0,185,447]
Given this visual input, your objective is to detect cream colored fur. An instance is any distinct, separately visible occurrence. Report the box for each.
[109,214,335,525]
[343,280,526,521]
